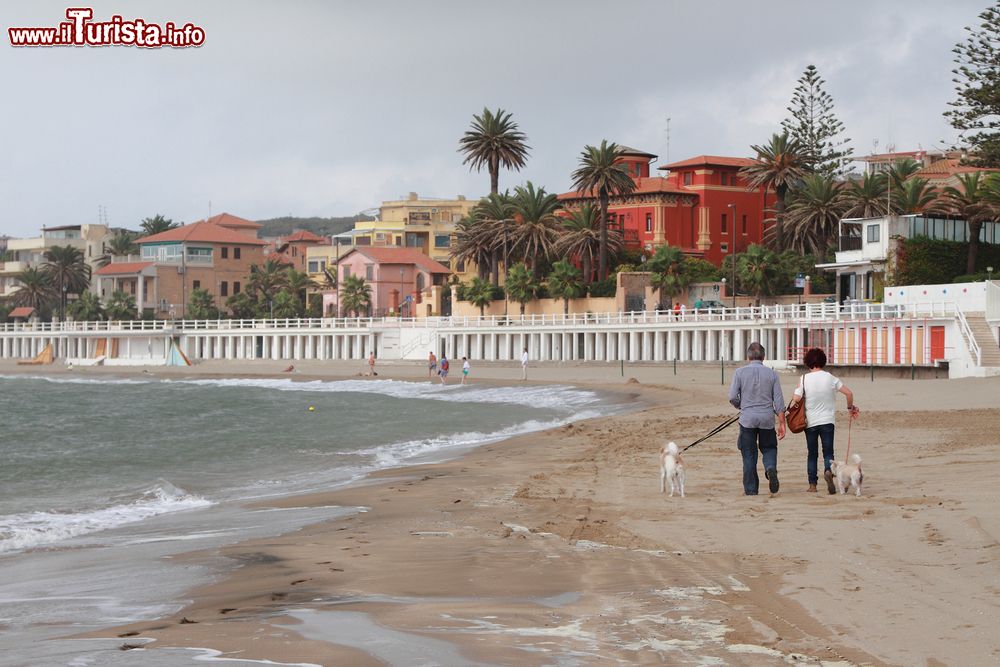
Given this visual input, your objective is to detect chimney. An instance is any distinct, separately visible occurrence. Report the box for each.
[408,192,418,201]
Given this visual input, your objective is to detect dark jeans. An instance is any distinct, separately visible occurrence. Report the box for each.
[738,425,778,495]
[805,423,836,485]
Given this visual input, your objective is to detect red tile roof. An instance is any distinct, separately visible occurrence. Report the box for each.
[283,230,328,243]
[199,212,262,230]
[267,252,293,265]
[95,261,154,276]
[912,158,993,179]
[349,247,451,273]
[136,221,266,246]
[8,307,35,318]
[658,155,755,170]
[559,177,696,201]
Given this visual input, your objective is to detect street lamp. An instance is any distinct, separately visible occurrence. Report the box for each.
[727,203,737,309]
[400,266,405,317]
[988,266,994,282]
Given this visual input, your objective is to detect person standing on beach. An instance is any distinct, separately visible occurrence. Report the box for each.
[428,351,437,379]
[728,342,786,495]
[368,351,377,377]
[439,354,449,385]
[521,348,529,381]
[788,347,860,493]
[461,357,470,385]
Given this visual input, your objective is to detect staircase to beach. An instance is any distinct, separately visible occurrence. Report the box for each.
[963,312,1000,368]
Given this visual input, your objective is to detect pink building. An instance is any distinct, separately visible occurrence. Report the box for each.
[324,247,450,317]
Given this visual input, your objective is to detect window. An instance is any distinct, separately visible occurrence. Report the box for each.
[193,280,201,289]
[186,247,212,264]
[365,264,374,280]
[141,244,182,261]
[618,214,626,228]
[683,172,693,185]
[731,174,739,186]
[721,214,728,234]
[416,273,426,291]
[721,173,728,186]
[721,243,729,252]
[342,266,351,279]
[234,281,241,295]
[307,259,326,273]
[355,236,371,245]
[742,215,747,234]
[434,234,451,248]
[867,225,880,243]
[395,236,402,246]
[456,260,465,272]
[221,247,228,259]
[645,213,652,233]
[234,247,241,260]
[220,281,228,297]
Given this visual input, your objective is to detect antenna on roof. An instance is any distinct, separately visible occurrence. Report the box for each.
[665,116,671,164]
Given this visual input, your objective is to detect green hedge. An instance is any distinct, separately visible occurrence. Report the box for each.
[895,237,1000,286]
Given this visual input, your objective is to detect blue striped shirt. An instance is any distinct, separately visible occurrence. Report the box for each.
[728,361,785,429]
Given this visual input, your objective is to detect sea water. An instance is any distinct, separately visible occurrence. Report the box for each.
[0,374,613,666]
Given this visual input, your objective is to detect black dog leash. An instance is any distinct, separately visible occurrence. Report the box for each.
[681,415,740,452]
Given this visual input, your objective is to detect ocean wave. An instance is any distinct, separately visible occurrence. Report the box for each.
[173,377,602,411]
[0,374,153,386]
[0,481,212,554]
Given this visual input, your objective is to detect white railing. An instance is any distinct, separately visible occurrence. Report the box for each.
[987,280,1000,322]
[0,301,960,334]
[956,307,982,367]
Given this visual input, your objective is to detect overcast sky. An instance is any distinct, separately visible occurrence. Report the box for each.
[0,0,989,237]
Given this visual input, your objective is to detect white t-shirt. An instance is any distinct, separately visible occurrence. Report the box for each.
[521,352,528,366]
[793,370,844,428]
[463,360,470,372]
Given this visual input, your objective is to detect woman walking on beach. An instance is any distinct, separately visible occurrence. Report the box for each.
[461,357,470,385]
[438,354,449,385]
[788,348,860,493]
[428,351,437,379]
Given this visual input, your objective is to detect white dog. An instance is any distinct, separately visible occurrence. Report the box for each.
[830,454,864,497]
[659,441,685,497]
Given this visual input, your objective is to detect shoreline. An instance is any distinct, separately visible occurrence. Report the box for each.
[6,361,1000,665]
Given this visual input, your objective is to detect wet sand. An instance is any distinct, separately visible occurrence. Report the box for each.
[7,360,1000,665]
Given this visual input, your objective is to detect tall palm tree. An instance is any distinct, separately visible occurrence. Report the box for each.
[140,214,177,236]
[784,174,846,256]
[339,275,372,317]
[842,173,888,219]
[42,245,90,318]
[475,191,516,284]
[546,260,583,314]
[737,244,781,301]
[248,259,289,306]
[10,267,56,310]
[451,213,493,281]
[458,107,530,195]
[504,264,541,317]
[105,290,138,320]
[554,203,623,284]
[510,182,562,278]
[944,172,992,274]
[741,132,808,251]
[571,140,636,281]
[285,268,313,305]
[647,245,691,308]
[67,291,105,321]
[465,277,495,317]
[888,158,921,188]
[892,177,938,215]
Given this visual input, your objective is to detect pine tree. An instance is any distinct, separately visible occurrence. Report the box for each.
[781,65,853,177]
[945,2,1000,167]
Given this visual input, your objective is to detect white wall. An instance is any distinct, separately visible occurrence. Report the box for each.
[884,281,989,311]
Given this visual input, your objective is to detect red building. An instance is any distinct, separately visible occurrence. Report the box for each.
[269,230,330,272]
[558,148,772,266]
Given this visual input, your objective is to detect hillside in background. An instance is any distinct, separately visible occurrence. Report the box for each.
[255,215,373,238]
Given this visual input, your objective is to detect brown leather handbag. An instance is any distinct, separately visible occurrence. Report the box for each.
[787,376,807,433]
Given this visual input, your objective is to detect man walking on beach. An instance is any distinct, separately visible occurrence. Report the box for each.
[728,342,786,495]
[521,348,529,381]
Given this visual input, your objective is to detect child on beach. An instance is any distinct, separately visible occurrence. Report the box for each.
[439,355,449,385]
[461,357,470,385]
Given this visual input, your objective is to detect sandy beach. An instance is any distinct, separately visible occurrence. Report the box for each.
[6,359,1000,666]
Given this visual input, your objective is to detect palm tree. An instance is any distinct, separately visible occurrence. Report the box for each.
[546,260,583,314]
[737,244,781,301]
[784,174,846,256]
[510,182,562,278]
[465,277,495,316]
[571,140,637,281]
[647,245,691,309]
[285,268,313,306]
[105,290,138,320]
[458,107,530,195]
[10,267,56,311]
[475,191,516,284]
[67,291,105,321]
[888,158,921,188]
[555,203,623,284]
[271,289,301,319]
[140,214,177,236]
[451,213,493,281]
[42,245,90,318]
[339,275,372,317]
[226,292,259,319]
[892,177,938,215]
[187,287,220,320]
[248,260,289,307]
[842,173,888,219]
[944,172,992,274]
[320,266,338,291]
[741,132,808,251]
[504,264,541,317]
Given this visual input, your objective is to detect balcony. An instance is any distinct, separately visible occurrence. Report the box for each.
[0,261,27,274]
[839,235,862,252]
